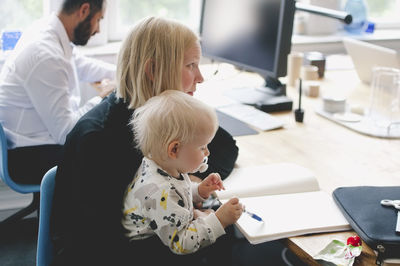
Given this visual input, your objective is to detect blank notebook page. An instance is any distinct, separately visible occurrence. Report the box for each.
[235,191,351,244]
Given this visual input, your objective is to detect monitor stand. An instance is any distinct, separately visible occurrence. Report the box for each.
[223,76,293,113]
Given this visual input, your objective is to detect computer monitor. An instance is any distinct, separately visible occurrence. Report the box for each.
[200,0,296,112]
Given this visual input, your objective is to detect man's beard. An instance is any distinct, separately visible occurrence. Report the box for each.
[73,14,93,46]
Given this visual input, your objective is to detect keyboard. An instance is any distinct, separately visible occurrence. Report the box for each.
[217,104,285,131]
[216,110,258,137]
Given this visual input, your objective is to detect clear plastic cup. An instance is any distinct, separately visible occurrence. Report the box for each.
[367,67,400,135]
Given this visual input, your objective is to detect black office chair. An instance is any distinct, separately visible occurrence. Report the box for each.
[0,123,40,225]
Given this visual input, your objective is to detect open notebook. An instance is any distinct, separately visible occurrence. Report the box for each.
[216,163,351,244]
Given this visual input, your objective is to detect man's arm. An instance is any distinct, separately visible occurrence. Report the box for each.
[74,50,116,83]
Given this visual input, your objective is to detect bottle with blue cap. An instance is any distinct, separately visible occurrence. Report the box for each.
[344,0,368,34]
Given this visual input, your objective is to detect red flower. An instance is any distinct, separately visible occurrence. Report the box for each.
[347,235,362,247]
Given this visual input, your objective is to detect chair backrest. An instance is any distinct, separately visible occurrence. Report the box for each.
[37,166,57,266]
[0,123,40,193]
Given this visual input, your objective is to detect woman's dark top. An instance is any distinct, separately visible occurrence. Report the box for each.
[50,92,239,266]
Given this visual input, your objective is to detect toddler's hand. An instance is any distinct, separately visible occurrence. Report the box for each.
[198,173,225,199]
[215,197,243,228]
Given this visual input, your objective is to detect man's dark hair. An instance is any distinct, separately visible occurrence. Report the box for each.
[61,0,104,15]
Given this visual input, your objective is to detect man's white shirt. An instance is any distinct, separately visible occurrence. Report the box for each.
[0,13,116,149]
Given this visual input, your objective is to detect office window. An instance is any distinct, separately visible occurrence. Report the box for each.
[117,0,201,37]
[365,0,400,28]
[1,0,400,46]
[0,0,43,31]
[119,0,189,24]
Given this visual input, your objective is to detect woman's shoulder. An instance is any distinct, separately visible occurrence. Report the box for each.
[68,94,133,140]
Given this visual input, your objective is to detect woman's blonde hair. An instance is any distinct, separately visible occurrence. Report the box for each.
[116,16,199,109]
[131,90,218,161]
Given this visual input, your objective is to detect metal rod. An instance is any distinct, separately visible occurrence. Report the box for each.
[296,2,353,25]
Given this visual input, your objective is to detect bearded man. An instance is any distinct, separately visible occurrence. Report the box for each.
[0,0,115,185]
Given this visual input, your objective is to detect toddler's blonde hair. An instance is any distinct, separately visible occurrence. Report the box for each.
[131,90,218,161]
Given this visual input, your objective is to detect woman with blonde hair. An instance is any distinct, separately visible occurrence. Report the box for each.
[51,16,238,266]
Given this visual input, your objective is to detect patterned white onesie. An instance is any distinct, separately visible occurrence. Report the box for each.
[122,157,226,254]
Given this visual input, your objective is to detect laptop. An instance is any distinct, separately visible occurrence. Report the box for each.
[343,37,400,84]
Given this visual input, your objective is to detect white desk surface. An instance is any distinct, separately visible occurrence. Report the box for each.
[197,62,400,266]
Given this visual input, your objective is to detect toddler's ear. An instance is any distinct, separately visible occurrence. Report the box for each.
[167,141,180,159]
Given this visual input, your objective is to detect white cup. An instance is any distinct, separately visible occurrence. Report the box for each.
[304,81,320,97]
[300,65,319,81]
[323,97,346,113]
[287,52,304,87]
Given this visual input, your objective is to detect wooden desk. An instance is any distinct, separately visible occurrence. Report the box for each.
[197,64,400,265]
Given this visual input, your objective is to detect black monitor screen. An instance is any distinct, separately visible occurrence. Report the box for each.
[200,0,295,80]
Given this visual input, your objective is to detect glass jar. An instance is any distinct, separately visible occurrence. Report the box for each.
[367,67,400,136]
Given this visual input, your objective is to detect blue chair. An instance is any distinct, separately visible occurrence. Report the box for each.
[0,123,40,225]
[37,166,57,266]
